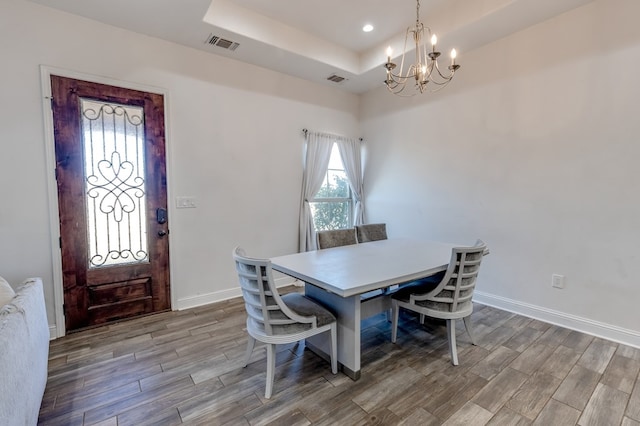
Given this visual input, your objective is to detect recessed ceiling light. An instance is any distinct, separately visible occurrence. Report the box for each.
[362,24,374,32]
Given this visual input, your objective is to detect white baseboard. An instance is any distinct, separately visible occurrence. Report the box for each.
[175,276,297,311]
[473,291,640,349]
[48,277,299,338]
[54,284,636,349]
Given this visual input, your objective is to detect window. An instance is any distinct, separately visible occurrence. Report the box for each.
[310,143,352,231]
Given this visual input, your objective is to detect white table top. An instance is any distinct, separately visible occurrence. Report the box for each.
[270,238,458,298]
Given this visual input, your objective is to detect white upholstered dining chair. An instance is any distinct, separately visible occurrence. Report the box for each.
[390,240,488,365]
[233,247,338,398]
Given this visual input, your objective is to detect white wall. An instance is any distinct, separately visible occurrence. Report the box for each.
[4,0,639,347]
[0,0,359,333]
[361,0,640,346]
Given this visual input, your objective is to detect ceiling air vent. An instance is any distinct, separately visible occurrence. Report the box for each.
[327,74,347,84]
[205,34,240,52]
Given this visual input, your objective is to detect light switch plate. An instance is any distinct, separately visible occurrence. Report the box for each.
[176,196,197,209]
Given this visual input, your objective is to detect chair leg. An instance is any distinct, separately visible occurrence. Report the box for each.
[391,301,400,343]
[265,344,276,399]
[419,314,425,324]
[463,315,477,345]
[243,335,256,367]
[330,323,338,374]
[446,319,459,366]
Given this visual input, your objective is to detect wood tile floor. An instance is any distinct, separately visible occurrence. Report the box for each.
[39,287,640,425]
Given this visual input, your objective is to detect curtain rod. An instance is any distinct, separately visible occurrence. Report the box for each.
[302,128,362,142]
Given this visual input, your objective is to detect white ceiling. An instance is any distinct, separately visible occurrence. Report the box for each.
[228,0,451,53]
[26,0,594,94]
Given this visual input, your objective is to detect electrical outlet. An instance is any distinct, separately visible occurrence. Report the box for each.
[551,274,565,289]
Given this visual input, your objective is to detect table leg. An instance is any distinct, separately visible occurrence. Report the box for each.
[305,284,361,380]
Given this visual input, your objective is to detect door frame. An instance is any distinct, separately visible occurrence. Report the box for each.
[40,65,175,338]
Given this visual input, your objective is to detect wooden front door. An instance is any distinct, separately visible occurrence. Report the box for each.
[51,75,171,332]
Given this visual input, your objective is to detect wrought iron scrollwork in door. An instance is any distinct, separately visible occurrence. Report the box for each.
[81,99,149,267]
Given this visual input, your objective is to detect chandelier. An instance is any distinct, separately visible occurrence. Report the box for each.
[384,0,460,96]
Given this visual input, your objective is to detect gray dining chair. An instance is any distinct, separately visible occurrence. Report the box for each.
[316,228,357,249]
[355,223,387,243]
[233,247,338,398]
[316,227,387,317]
[354,222,395,308]
[390,240,487,365]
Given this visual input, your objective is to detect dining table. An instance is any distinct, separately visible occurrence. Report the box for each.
[270,238,459,380]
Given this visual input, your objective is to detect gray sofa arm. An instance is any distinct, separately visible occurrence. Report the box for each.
[0,278,50,426]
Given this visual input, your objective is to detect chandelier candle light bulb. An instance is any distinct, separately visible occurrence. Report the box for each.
[383,0,460,96]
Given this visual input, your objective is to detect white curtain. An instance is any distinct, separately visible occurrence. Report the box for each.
[337,137,365,227]
[298,132,333,252]
[298,130,365,252]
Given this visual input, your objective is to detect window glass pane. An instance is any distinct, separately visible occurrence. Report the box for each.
[311,143,353,231]
[310,201,350,231]
[327,170,349,197]
[316,170,349,198]
[315,145,350,199]
[81,98,149,268]
[327,143,343,169]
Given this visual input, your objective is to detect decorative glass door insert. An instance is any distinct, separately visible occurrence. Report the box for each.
[81,98,149,268]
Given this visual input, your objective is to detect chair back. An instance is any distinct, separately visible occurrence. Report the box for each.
[316,228,357,249]
[412,240,486,316]
[355,223,387,243]
[233,247,314,336]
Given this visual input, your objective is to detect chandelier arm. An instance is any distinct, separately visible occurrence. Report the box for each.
[425,70,454,89]
[388,60,420,86]
[431,60,455,82]
[386,84,419,97]
[428,79,451,87]
[397,26,413,78]
[423,60,436,81]
[426,81,453,93]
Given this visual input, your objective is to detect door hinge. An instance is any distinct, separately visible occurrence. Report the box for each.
[54,167,58,181]
[62,303,66,316]
[59,236,62,249]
